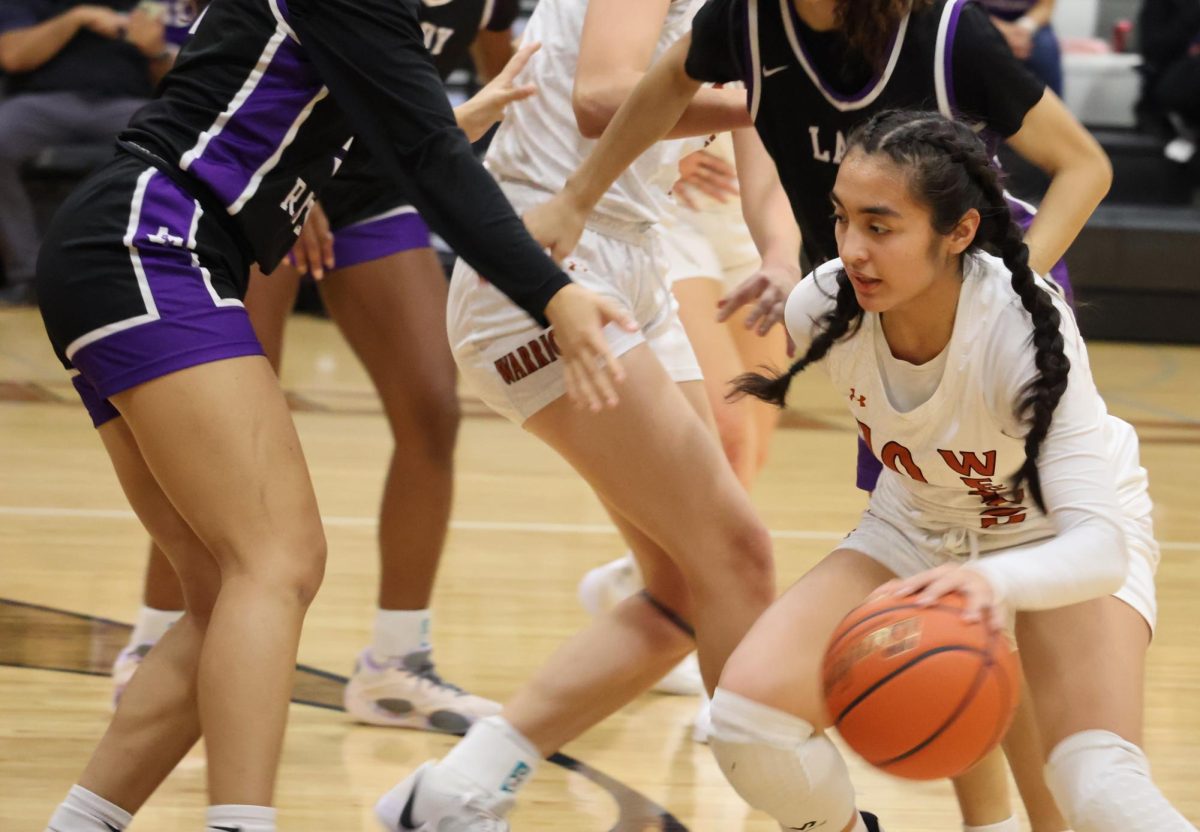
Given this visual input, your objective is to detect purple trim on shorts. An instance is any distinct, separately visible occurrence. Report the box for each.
[67,171,265,427]
[787,0,899,104]
[72,374,120,428]
[184,35,322,209]
[1006,196,1073,301]
[943,0,970,117]
[329,211,432,270]
[856,436,883,492]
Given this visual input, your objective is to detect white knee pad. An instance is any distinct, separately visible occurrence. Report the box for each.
[709,688,857,831]
[1045,730,1195,831]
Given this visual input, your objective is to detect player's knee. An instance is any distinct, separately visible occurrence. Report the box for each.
[387,387,460,462]
[1045,729,1178,832]
[709,687,856,829]
[707,519,774,600]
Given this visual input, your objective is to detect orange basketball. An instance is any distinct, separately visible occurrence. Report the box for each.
[822,591,1021,780]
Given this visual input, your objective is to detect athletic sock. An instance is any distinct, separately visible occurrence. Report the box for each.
[204,804,276,832]
[128,606,183,647]
[417,716,540,819]
[964,819,1020,832]
[370,609,432,664]
[45,785,132,832]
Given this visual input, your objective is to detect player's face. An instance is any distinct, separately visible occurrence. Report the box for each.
[831,150,963,315]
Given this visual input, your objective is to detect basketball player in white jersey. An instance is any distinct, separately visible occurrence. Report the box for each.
[520,0,1118,826]
[723,110,1185,832]
[369,0,812,828]
[577,128,796,725]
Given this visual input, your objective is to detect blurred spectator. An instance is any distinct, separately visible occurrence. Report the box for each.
[980,0,1064,95]
[0,1,170,304]
[1139,0,1200,144]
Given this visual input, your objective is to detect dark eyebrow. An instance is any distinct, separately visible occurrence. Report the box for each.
[829,190,901,218]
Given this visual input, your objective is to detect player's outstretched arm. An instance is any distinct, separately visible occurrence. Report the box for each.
[1006,91,1113,276]
[718,127,804,338]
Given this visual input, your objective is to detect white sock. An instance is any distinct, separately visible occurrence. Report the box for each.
[370,609,431,663]
[964,819,1020,832]
[419,716,540,818]
[204,804,276,832]
[46,785,132,831]
[128,606,183,647]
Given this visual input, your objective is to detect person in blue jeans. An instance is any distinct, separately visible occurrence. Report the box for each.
[982,0,1064,95]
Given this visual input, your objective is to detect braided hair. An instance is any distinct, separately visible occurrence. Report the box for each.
[733,110,1070,510]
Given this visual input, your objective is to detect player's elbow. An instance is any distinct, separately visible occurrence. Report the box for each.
[571,84,619,140]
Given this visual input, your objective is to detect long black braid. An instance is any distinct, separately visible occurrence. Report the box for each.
[733,110,1070,510]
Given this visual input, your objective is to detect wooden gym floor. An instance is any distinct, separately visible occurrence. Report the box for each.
[2,306,1197,830]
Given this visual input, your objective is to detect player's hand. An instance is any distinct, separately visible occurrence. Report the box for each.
[543,284,637,412]
[870,563,1008,632]
[523,192,588,263]
[74,5,129,39]
[124,6,166,57]
[454,42,540,142]
[717,261,803,340]
[289,201,335,280]
[673,148,739,210]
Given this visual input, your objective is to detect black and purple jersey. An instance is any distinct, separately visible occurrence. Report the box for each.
[119,0,567,322]
[685,0,1045,267]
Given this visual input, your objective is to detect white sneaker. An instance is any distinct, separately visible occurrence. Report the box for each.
[110,642,154,710]
[576,555,641,617]
[578,556,705,697]
[345,649,502,734]
[375,762,511,832]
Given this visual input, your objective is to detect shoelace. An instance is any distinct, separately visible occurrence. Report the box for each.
[402,652,467,695]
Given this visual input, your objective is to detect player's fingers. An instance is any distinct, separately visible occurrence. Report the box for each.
[915,570,969,607]
[498,41,541,81]
[302,230,324,280]
[717,276,765,321]
[570,354,603,412]
[674,183,699,211]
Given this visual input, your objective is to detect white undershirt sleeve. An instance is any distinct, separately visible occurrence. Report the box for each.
[963,293,1129,611]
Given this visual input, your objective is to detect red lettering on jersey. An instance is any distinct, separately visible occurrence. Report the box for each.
[540,332,561,359]
[981,507,1027,528]
[857,421,874,454]
[516,346,539,375]
[494,356,516,385]
[937,449,997,478]
[881,441,928,483]
[527,339,552,369]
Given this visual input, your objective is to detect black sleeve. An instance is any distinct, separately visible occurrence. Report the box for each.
[486,0,520,32]
[684,0,746,84]
[288,0,569,327]
[950,3,1046,138]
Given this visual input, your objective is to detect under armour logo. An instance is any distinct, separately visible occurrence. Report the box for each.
[849,388,866,407]
[147,226,184,247]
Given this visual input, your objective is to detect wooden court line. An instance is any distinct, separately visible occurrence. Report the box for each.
[3,505,1199,551]
[0,598,689,832]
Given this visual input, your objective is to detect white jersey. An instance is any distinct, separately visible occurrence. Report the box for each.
[486,0,696,225]
[785,254,1155,609]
